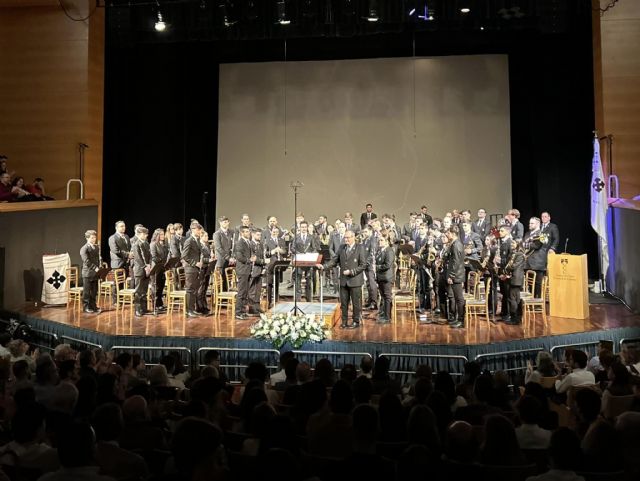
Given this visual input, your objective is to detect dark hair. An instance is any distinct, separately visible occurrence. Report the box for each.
[204,350,220,364]
[575,388,601,423]
[572,350,588,369]
[352,376,373,404]
[245,361,268,382]
[284,358,299,382]
[434,371,457,406]
[366,203,372,208]
[91,403,124,441]
[116,352,132,370]
[171,418,222,475]
[352,404,378,440]
[59,359,77,381]
[372,356,391,380]
[0,332,11,347]
[279,351,294,368]
[340,364,357,383]
[448,225,460,236]
[329,380,353,415]
[160,354,176,375]
[516,395,543,425]
[314,358,334,387]
[12,402,46,443]
[480,415,524,466]
[610,360,631,387]
[549,428,583,470]
[360,356,373,374]
[78,349,94,368]
[57,421,96,467]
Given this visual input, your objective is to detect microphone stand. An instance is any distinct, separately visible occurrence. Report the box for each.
[290,181,305,315]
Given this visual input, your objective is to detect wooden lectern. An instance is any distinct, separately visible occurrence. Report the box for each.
[547,253,589,319]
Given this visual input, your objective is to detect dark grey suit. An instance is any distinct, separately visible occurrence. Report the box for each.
[326,243,368,326]
[150,241,168,308]
[360,211,377,229]
[213,228,234,290]
[541,222,560,252]
[510,220,524,241]
[375,246,395,320]
[233,237,253,316]
[133,240,151,312]
[108,233,131,269]
[181,235,202,313]
[524,229,548,298]
[471,218,490,240]
[80,242,100,310]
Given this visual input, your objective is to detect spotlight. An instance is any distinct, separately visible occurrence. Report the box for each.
[366,0,379,22]
[218,1,237,27]
[460,8,470,13]
[409,2,431,21]
[154,11,166,31]
[276,0,291,25]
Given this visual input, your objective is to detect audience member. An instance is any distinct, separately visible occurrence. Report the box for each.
[26,177,53,200]
[371,355,401,395]
[480,414,526,466]
[270,351,295,385]
[359,356,373,378]
[555,350,595,393]
[525,351,558,384]
[525,428,584,481]
[306,380,354,458]
[444,420,477,464]
[515,395,552,449]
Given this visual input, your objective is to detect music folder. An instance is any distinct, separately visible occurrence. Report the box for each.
[293,253,323,266]
[164,257,180,270]
[97,267,110,281]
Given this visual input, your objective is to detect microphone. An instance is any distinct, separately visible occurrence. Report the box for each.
[79,143,89,148]
[564,238,569,254]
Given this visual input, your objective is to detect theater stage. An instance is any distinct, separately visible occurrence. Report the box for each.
[2,299,639,383]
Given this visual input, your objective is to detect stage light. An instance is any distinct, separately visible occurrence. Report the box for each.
[460,8,470,13]
[276,0,291,25]
[154,11,166,31]
[218,1,237,27]
[409,2,431,21]
[366,0,379,22]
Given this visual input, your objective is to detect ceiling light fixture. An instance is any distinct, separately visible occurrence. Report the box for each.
[154,11,166,31]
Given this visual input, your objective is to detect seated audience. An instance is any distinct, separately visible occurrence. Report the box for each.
[0,172,13,202]
[371,355,401,395]
[26,177,54,200]
[525,351,557,384]
[92,403,148,480]
[306,380,354,458]
[274,357,299,392]
[515,395,552,449]
[444,420,478,463]
[270,351,295,385]
[555,350,596,393]
[480,414,527,466]
[359,356,373,378]
[526,428,584,481]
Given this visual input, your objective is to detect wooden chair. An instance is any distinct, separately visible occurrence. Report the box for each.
[464,270,481,300]
[602,393,635,420]
[115,268,136,318]
[224,266,237,291]
[393,269,417,322]
[165,270,187,318]
[213,269,237,318]
[176,266,186,290]
[523,276,548,322]
[65,266,83,311]
[97,269,116,309]
[465,277,491,326]
[521,270,537,299]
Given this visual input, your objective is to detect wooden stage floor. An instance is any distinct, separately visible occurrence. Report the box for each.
[16,300,639,346]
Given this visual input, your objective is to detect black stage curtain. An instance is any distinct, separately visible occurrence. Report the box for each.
[103,23,597,274]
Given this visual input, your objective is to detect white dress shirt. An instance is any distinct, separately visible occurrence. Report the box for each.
[554,368,596,393]
[516,424,552,449]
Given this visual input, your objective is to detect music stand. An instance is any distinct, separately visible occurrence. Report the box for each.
[97,267,110,281]
[148,263,166,316]
[398,244,415,256]
[270,259,291,307]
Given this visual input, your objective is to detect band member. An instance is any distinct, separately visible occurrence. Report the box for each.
[480,234,500,316]
[248,229,265,315]
[181,223,203,318]
[197,232,212,315]
[419,205,433,227]
[540,211,560,253]
[133,226,152,318]
[360,203,377,228]
[150,228,168,313]
[414,224,432,312]
[471,208,490,239]
[233,226,253,320]
[460,210,472,224]
[80,230,101,314]
[323,230,368,329]
[501,239,525,325]
[314,215,329,236]
[343,212,360,235]
[290,221,319,302]
[108,221,132,270]
[233,214,253,244]
[506,209,524,241]
[445,226,466,328]
[461,222,483,287]
[328,222,346,294]
[292,213,306,235]
[434,234,450,320]
[262,216,281,240]
[497,225,513,322]
[375,235,394,323]
[129,224,143,289]
[213,216,234,291]
[265,226,288,307]
[451,210,462,225]
[361,227,378,310]
[402,212,419,241]
[524,217,548,298]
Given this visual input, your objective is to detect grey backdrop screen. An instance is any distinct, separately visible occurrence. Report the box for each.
[217,55,512,226]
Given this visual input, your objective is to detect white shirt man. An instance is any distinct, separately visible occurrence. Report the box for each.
[554,367,596,394]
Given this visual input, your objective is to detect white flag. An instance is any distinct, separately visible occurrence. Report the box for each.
[41,253,71,305]
[590,136,609,279]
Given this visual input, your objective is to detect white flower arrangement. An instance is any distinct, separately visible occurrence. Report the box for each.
[250,312,328,349]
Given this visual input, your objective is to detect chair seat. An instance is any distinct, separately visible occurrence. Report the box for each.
[218,291,237,298]
[69,287,83,293]
[466,300,486,306]
[524,297,544,303]
[521,292,533,298]
[119,289,136,296]
[170,290,187,297]
[101,281,115,286]
[393,295,414,302]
